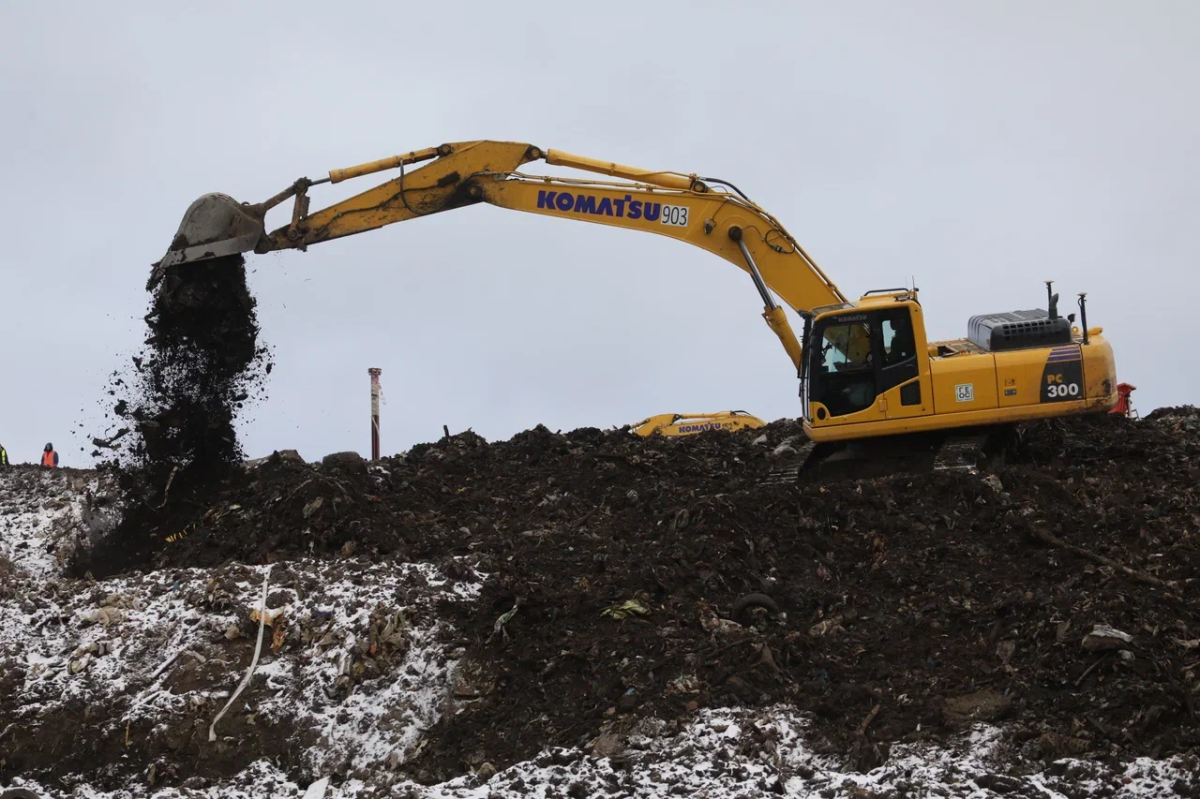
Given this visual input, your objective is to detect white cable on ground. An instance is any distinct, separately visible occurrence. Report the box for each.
[302,777,330,799]
[209,565,271,742]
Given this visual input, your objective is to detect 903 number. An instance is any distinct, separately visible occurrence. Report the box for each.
[660,205,689,227]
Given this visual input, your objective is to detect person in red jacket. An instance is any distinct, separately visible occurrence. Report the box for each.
[41,443,59,468]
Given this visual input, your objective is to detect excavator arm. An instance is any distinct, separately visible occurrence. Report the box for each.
[155,140,849,372]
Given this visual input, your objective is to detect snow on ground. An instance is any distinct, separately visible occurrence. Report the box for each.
[0,557,482,792]
[10,707,1198,798]
[0,467,112,579]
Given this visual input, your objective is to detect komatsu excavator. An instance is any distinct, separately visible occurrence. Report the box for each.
[153,140,1118,471]
[629,411,766,438]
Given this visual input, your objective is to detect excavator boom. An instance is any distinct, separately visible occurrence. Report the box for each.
[154,140,847,372]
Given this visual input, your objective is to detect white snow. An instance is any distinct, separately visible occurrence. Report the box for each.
[0,554,483,795]
[10,708,1196,797]
[0,467,105,579]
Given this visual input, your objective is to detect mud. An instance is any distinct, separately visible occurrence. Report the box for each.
[62,409,1200,787]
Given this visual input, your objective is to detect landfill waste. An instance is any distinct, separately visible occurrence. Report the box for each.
[2,408,1197,795]
[0,466,116,580]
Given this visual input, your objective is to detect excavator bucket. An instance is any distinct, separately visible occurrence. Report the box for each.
[149,193,266,287]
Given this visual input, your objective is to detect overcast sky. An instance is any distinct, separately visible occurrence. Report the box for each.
[1,1,1196,465]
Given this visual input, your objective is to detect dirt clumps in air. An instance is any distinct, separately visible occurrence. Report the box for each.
[129,254,268,469]
[78,254,270,576]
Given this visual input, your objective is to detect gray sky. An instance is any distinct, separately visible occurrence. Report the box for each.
[2,1,1196,465]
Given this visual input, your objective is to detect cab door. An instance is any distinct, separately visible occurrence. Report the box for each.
[805,313,886,426]
[873,306,932,421]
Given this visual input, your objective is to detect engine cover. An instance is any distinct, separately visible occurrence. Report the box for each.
[968,309,1073,352]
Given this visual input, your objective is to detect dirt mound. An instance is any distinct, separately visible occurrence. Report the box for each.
[65,411,1200,785]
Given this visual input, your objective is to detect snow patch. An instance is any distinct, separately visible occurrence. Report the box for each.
[0,467,109,579]
[11,707,1196,798]
[0,557,482,793]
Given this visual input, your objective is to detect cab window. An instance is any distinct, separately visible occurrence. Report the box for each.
[818,322,873,374]
[880,311,916,366]
[812,321,876,417]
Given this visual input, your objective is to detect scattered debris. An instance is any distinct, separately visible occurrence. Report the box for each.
[601,598,650,620]
[209,566,271,742]
[809,607,856,637]
[488,599,521,645]
[1081,624,1134,652]
[943,690,1014,728]
[11,706,1198,797]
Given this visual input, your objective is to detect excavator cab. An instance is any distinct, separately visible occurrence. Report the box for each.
[802,294,926,430]
[801,284,1118,456]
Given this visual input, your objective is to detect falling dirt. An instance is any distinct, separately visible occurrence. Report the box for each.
[118,254,268,469]
[79,255,271,576]
[60,408,1200,789]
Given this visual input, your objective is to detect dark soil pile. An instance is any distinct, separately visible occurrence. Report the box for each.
[70,409,1200,783]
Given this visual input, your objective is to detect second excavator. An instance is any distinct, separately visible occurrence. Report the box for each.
[629,411,767,438]
[153,140,1119,471]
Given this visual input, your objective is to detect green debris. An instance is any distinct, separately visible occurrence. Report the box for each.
[601,599,649,621]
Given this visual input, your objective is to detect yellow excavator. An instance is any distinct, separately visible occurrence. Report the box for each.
[629,411,766,438]
[153,140,1118,470]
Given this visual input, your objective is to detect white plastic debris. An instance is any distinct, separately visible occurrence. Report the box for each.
[209,566,272,742]
[1082,624,1134,651]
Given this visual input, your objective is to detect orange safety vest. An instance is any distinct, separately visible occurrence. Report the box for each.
[42,450,56,467]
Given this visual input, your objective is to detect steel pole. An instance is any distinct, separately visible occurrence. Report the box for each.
[368,368,382,461]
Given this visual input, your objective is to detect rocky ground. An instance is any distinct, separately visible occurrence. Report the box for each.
[1,409,1198,797]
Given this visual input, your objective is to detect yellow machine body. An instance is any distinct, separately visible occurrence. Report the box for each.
[630,411,767,438]
[154,140,1119,447]
[800,293,1117,443]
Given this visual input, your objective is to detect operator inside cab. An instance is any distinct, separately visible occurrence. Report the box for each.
[810,308,918,419]
[820,320,875,416]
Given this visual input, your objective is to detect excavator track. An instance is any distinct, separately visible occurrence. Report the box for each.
[763,427,1017,486]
